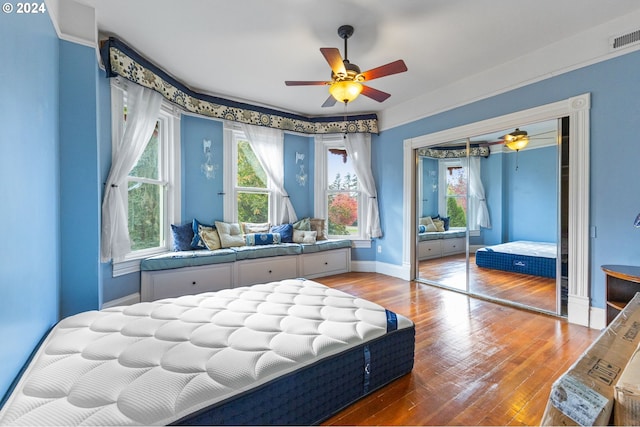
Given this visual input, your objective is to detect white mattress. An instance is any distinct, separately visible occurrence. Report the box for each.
[476,240,557,258]
[0,279,412,426]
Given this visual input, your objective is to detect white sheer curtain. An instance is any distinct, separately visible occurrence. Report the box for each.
[344,133,382,238]
[469,156,491,229]
[240,123,297,224]
[101,84,162,262]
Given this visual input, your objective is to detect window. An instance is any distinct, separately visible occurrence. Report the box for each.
[315,135,370,245]
[438,158,482,233]
[110,80,180,276]
[235,138,270,223]
[223,126,277,223]
[439,161,468,228]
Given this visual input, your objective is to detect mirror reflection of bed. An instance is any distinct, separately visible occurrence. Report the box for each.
[416,118,568,316]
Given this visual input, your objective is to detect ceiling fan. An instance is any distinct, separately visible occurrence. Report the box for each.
[480,128,558,152]
[285,25,408,107]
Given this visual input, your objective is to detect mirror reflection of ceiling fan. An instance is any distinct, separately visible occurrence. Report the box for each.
[285,25,408,107]
[480,128,557,152]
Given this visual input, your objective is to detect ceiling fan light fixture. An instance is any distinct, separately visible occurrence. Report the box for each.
[329,80,363,104]
[504,128,529,151]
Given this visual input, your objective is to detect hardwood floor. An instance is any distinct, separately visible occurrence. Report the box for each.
[317,272,598,426]
[419,254,559,313]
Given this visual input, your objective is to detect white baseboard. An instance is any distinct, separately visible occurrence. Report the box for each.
[101,292,140,309]
[589,307,606,330]
[375,261,411,281]
[350,260,376,273]
[350,260,410,280]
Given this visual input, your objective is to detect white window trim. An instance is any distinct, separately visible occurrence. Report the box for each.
[222,122,279,223]
[314,135,371,247]
[110,78,181,277]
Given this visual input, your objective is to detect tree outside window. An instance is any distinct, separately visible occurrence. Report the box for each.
[127,121,164,251]
[327,148,359,236]
[236,139,269,223]
[445,165,467,227]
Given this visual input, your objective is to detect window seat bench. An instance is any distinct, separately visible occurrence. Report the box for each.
[140,239,352,301]
[417,229,466,260]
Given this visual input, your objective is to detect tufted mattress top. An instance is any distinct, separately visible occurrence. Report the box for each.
[0,279,413,426]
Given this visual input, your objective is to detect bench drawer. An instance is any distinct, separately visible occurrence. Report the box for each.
[235,256,299,286]
[418,240,441,260]
[301,248,350,278]
[141,263,233,301]
[442,237,465,255]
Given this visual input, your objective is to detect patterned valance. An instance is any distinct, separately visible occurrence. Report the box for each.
[417,145,490,159]
[100,37,378,134]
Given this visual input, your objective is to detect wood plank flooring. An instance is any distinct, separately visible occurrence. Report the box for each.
[317,272,598,426]
[419,254,559,313]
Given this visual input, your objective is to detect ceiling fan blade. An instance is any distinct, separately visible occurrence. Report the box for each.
[361,59,408,81]
[320,47,346,76]
[285,80,328,86]
[321,95,338,108]
[361,85,391,103]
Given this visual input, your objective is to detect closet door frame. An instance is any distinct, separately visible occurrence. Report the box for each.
[402,93,591,327]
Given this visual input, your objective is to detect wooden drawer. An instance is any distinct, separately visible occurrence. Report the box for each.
[418,240,441,260]
[141,263,233,301]
[235,256,299,286]
[301,248,350,278]
[442,237,465,255]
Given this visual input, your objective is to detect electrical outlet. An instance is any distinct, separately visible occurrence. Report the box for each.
[377,245,382,253]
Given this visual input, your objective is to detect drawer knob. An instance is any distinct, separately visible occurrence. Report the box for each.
[192,281,197,285]
[268,270,272,274]
[324,262,328,265]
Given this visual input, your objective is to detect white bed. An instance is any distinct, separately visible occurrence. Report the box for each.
[0,278,415,426]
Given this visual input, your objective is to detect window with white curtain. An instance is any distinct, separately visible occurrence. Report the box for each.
[223,126,278,223]
[314,134,371,245]
[110,81,181,276]
[438,158,481,233]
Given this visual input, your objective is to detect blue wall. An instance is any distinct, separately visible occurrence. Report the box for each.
[374,50,640,309]
[420,157,438,217]
[59,41,102,317]
[182,115,225,224]
[503,146,558,243]
[0,10,60,398]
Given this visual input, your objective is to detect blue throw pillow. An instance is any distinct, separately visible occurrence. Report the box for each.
[270,223,294,243]
[418,224,427,233]
[191,218,214,249]
[171,222,194,251]
[440,216,450,231]
[433,215,450,231]
[246,233,281,246]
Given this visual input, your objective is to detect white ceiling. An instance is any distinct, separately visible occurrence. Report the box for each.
[63,0,640,129]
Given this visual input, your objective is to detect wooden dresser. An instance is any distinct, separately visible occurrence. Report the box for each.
[602,264,640,325]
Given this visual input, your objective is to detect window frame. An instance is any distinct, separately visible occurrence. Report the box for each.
[110,79,181,277]
[314,135,371,247]
[223,124,278,224]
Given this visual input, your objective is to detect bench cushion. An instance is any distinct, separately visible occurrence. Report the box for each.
[299,239,352,253]
[140,249,237,271]
[232,243,302,260]
[418,229,466,241]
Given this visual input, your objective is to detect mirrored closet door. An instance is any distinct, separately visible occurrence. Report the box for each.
[415,118,568,316]
[416,141,470,293]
